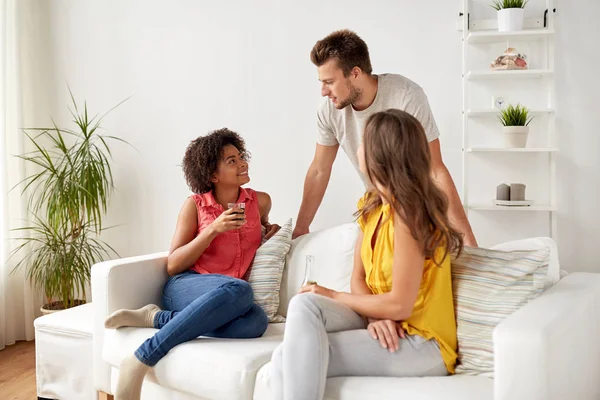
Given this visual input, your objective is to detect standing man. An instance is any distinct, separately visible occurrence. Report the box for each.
[293,29,477,247]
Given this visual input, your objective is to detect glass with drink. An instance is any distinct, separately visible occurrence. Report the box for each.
[227,202,246,222]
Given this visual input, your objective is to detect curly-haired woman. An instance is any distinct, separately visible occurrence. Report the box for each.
[104,128,280,400]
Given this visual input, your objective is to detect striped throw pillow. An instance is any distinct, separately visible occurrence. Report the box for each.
[248,219,292,323]
[451,246,551,377]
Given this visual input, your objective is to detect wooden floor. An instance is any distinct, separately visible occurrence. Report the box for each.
[0,341,37,400]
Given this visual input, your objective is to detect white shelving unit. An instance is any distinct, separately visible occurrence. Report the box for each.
[467,108,554,117]
[468,204,557,212]
[466,147,558,153]
[459,1,557,239]
[467,69,554,80]
[467,29,555,43]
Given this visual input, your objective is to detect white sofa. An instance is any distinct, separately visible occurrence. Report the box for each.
[92,223,600,400]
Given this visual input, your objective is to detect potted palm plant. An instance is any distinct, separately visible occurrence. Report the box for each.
[498,103,533,148]
[492,0,529,32]
[12,92,128,314]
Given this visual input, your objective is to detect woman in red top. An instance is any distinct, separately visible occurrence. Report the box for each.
[104,128,280,400]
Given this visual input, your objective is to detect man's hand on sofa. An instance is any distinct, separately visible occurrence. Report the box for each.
[367,319,406,353]
[298,283,337,299]
[292,224,309,240]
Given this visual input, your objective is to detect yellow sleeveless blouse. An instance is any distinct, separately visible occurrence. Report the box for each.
[357,195,458,373]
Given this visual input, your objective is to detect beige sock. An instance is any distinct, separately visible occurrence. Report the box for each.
[105,304,161,329]
[115,353,150,400]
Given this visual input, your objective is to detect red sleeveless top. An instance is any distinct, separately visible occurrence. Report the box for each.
[189,188,262,278]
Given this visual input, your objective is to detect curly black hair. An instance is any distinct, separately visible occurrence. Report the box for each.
[182,128,249,194]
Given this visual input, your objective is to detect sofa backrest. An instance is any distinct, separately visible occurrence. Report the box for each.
[278,223,359,317]
[276,223,561,319]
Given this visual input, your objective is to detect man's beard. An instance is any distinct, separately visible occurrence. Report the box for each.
[336,80,362,109]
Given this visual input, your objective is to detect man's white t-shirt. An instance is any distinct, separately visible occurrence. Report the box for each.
[316,73,440,187]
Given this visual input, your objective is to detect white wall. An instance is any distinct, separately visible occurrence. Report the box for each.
[554,1,600,273]
[16,0,600,273]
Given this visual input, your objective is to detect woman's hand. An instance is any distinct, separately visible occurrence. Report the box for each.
[367,318,406,352]
[210,208,245,234]
[298,283,337,299]
[263,223,281,241]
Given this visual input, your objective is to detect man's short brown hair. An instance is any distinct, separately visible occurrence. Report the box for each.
[310,29,372,76]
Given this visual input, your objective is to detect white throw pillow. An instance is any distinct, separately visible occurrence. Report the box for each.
[491,237,560,285]
[452,245,553,377]
[247,219,292,323]
[278,222,359,317]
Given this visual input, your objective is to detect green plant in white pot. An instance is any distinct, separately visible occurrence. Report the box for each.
[492,0,529,32]
[498,103,533,148]
[11,93,129,314]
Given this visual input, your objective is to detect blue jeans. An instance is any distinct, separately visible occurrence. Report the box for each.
[134,271,269,366]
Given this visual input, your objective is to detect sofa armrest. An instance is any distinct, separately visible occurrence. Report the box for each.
[91,252,169,394]
[493,272,600,400]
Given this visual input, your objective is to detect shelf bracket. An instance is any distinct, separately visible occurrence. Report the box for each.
[459,12,470,30]
[543,8,556,28]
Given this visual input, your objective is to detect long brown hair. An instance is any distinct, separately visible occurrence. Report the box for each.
[356,109,463,264]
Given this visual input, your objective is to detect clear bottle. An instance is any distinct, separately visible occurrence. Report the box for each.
[302,255,317,286]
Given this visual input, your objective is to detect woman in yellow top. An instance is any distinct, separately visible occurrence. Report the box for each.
[270,109,464,400]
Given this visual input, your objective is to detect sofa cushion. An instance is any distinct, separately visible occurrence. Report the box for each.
[248,218,293,322]
[103,323,285,400]
[452,245,552,377]
[253,361,493,400]
[279,222,359,317]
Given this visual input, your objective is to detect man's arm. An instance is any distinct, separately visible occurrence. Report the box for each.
[429,138,478,247]
[293,143,339,239]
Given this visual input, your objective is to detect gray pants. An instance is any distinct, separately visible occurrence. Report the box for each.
[270,293,448,400]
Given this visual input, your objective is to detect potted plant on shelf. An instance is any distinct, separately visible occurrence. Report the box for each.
[492,0,529,32]
[498,103,533,148]
[11,92,129,314]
